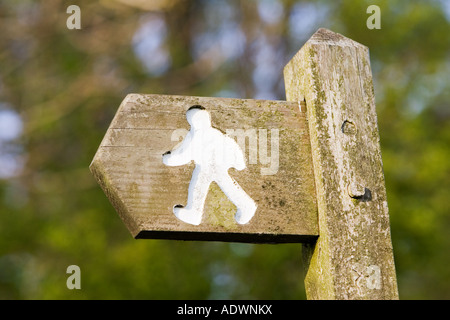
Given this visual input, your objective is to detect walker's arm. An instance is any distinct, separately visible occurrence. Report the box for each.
[162,132,193,166]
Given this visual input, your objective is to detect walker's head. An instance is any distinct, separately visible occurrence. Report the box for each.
[186,105,211,129]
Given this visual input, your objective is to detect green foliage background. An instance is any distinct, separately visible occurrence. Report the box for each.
[0,0,449,299]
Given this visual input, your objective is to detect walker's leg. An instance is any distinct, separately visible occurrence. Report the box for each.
[173,166,211,225]
[215,173,256,224]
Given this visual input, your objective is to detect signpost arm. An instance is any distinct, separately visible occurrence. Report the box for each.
[284,28,399,299]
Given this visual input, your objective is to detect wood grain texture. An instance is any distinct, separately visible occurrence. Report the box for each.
[90,94,318,243]
[284,28,398,299]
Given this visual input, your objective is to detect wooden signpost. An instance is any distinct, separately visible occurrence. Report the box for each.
[90,28,399,299]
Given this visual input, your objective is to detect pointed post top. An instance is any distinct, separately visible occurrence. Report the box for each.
[307,28,367,49]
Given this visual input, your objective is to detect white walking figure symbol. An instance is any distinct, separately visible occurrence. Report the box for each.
[162,105,257,225]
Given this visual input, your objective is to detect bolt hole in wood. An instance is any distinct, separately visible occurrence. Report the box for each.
[349,186,372,202]
[341,119,357,135]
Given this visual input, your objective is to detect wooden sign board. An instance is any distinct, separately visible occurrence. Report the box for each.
[90,94,318,243]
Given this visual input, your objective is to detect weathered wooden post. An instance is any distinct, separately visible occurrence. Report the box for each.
[90,28,398,299]
[284,28,398,299]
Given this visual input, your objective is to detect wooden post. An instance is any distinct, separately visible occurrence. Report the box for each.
[284,28,399,299]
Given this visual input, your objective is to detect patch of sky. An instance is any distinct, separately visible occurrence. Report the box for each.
[0,103,24,179]
[438,0,450,21]
[251,35,283,100]
[257,0,284,25]
[132,13,171,76]
[289,2,329,42]
[191,1,245,64]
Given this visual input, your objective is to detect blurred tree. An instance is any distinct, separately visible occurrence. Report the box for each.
[0,0,448,299]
